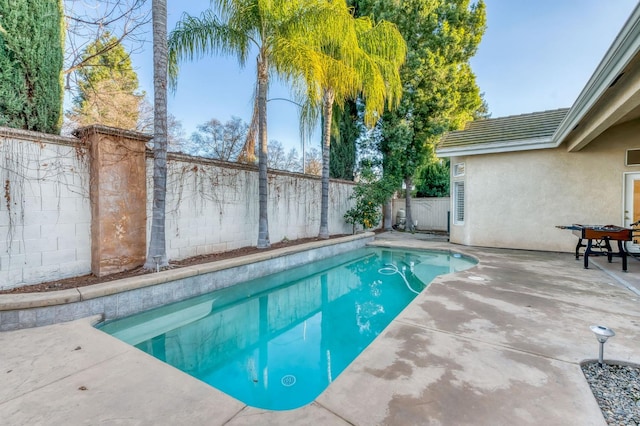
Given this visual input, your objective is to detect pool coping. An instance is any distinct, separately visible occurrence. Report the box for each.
[0,232,375,330]
[366,241,480,263]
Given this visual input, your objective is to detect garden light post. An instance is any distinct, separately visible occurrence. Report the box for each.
[590,325,615,367]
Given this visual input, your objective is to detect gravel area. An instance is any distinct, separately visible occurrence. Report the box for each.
[582,362,640,425]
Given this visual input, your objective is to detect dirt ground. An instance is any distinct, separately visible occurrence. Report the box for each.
[0,235,350,294]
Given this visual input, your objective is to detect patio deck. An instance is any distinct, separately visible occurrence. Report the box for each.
[1,232,638,425]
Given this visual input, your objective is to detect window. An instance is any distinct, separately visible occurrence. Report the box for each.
[453,162,465,177]
[626,149,640,166]
[453,181,465,224]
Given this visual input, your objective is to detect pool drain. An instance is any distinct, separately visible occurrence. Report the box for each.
[281,374,296,387]
[468,275,485,281]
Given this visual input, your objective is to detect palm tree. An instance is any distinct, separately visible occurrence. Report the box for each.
[317,17,406,239]
[144,0,169,269]
[169,0,345,248]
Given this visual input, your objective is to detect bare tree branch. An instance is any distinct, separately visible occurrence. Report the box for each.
[63,0,151,93]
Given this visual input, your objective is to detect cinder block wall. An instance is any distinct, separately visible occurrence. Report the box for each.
[156,154,355,260]
[0,128,91,288]
[0,127,356,290]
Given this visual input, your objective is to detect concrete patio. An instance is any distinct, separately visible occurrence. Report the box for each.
[1,233,638,425]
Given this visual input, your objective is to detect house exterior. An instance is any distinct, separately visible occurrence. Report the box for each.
[437,4,640,253]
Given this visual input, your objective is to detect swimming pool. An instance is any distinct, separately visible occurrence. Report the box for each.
[99,247,476,410]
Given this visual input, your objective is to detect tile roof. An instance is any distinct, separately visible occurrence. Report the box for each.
[439,108,570,148]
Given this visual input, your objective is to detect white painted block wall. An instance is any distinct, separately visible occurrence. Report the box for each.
[0,127,356,290]
[0,130,91,290]
[149,155,355,261]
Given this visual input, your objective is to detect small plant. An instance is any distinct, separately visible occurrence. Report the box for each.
[344,166,393,234]
[344,199,381,234]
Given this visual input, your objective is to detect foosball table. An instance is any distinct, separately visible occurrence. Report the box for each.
[556,224,632,271]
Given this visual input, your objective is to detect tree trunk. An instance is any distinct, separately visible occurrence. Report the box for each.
[404,176,414,232]
[256,54,270,248]
[239,89,258,163]
[144,0,169,269]
[383,199,393,231]
[319,89,334,239]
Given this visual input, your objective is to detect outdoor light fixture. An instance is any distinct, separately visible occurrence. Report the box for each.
[589,325,615,367]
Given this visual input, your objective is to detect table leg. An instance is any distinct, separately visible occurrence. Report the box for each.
[618,240,628,272]
[584,239,592,269]
[605,238,613,263]
[575,239,583,259]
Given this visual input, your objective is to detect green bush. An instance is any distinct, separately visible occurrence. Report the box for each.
[344,166,395,233]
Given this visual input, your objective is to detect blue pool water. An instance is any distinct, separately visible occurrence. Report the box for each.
[99,247,476,410]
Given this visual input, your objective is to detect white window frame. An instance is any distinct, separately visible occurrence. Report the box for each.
[453,162,465,177]
[626,149,640,166]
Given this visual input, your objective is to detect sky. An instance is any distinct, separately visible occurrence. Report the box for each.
[129,0,640,152]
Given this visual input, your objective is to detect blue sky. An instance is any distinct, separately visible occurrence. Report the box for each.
[471,0,638,117]
[131,0,639,152]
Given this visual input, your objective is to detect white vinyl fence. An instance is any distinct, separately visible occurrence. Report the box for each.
[392,198,450,231]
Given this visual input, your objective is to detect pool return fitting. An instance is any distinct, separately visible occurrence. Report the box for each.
[378,263,421,295]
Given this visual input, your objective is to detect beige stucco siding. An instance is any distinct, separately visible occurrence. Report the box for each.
[449,118,640,252]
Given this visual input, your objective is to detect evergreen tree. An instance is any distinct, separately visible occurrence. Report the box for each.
[0,0,64,134]
[329,101,359,180]
[69,32,142,130]
[330,0,366,182]
[416,158,450,197]
[355,0,487,227]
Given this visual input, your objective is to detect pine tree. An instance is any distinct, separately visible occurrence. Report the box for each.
[0,0,64,134]
[69,32,143,130]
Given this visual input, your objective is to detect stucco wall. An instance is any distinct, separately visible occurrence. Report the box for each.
[449,119,640,252]
[84,127,149,276]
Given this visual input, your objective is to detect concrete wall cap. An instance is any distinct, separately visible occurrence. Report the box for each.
[73,124,152,142]
[0,289,81,311]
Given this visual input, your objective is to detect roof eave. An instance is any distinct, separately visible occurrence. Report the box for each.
[552,3,640,149]
[437,137,555,157]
